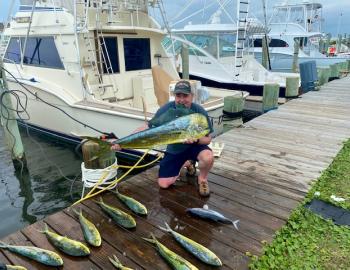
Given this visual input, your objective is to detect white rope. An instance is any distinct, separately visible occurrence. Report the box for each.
[81,158,119,192]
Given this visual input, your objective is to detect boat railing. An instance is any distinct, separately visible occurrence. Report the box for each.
[0,35,10,60]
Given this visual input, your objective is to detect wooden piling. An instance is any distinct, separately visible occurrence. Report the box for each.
[82,140,115,169]
[285,77,299,98]
[181,43,189,80]
[292,40,299,72]
[262,83,280,113]
[262,36,269,69]
[0,60,27,169]
[223,95,245,127]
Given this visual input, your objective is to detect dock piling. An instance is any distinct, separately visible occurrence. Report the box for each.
[0,60,27,170]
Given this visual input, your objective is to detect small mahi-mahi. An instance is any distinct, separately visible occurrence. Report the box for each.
[41,224,90,256]
[0,241,63,266]
[95,198,136,229]
[114,189,147,215]
[158,222,222,266]
[0,262,27,270]
[143,234,198,270]
[109,254,134,270]
[73,208,102,247]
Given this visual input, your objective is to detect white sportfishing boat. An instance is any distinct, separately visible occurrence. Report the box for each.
[162,3,299,97]
[252,1,349,72]
[1,0,247,160]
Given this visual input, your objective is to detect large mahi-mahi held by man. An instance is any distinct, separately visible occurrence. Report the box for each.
[113,113,210,149]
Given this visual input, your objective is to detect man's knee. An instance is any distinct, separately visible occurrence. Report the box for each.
[158,177,177,188]
[198,149,214,166]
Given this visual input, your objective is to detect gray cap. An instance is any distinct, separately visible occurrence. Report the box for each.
[174,80,191,94]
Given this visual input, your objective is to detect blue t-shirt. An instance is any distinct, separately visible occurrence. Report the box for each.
[149,101,213,154]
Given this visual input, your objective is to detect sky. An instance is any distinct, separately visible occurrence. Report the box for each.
[1,0,349,37]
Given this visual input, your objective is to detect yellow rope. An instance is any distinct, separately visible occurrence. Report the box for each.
[73,149,161,206]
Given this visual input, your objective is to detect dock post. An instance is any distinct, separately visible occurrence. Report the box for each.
[292,40,299,72]
[0,60,27,170]
[262,83,280,113]
[181,43,189,80]
[317,67,330,86]
[285,77,300,99]
[223,95,245,127]
[261,36,269,69]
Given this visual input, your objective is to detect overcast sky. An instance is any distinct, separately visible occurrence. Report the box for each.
[1,0,349,37]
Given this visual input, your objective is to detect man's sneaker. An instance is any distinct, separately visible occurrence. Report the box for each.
[198,181,210,197]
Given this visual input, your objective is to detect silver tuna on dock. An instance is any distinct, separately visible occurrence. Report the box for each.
[186,205,240,230]
[0,241,63,266]
[158,222,222,266]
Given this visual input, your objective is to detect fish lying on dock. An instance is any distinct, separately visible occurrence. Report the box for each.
[82,113,210,154]
[158,222,222,266]
[0,242,63,266]
[95,198,136,229]
[186,205,240,230]
[40,224,90,256]
[73,208,102,247]
[143,234,198,270]
[109,254,134,270]
[0,263,27,270]
[114,189,148,215]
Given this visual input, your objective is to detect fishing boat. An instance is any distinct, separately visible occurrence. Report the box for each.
[162,3,299,97]
[1,0,247,161]
[252,1,349,72]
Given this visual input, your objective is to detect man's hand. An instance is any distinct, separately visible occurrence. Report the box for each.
[109,140,121,151]
[184,138,199,144]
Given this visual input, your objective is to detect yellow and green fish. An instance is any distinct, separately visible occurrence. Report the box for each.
[143,234,198,270]
[109,254,134,270]
[73,208,102,247]
[114,190,147,216]
[0,242,63,266]
[0,263,27,270]
[82,113,210,153]
[159,222,222,266]
[40,224,90,256]
[95,198,136,229]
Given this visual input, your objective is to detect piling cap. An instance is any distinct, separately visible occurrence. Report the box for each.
[174,80,191,95]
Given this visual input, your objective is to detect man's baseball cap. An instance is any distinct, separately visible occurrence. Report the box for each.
[174,80,191,95]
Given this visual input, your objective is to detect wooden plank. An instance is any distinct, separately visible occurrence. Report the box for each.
[138,168,286,233]
[111,179,264,258]
[81,197,240,270]
[0,250,11,265]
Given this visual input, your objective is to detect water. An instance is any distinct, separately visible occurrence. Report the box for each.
[0,127,83,238]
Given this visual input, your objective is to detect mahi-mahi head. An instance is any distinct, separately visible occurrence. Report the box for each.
[114,113,210,149]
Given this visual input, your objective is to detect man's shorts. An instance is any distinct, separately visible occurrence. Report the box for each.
[159,145,212,178]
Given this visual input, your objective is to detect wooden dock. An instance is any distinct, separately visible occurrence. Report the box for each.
[1,77,350,269]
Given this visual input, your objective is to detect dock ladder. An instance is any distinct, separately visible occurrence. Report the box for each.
[76,0,115,96]
[234,0,250,78]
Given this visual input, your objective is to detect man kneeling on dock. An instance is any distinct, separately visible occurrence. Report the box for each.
[112,80,214,197]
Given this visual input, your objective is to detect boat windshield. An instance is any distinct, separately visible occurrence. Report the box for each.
[269,3,322,33]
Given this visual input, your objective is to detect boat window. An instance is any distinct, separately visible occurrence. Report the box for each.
[22,37,64,69]
[253,38,288,48]
[100,37,120,73]
[123,38,151,71]
[4,37,21,64]
[289,7,304,25]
